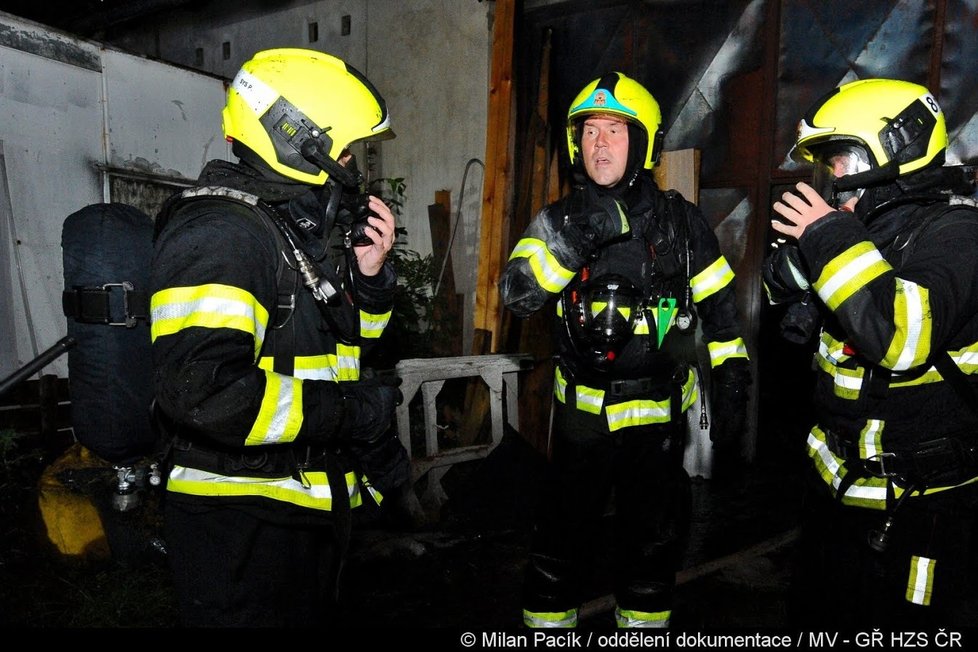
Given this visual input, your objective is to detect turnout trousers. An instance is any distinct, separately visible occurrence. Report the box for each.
[522,399,692,626]
[790,469,978,628]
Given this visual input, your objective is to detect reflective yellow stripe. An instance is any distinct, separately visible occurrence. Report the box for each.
[576,386,604,414]
[832,366,864,400]
[859,419,884,459]
[806,426,888,509]
[151,284,269,357]
[554,366,568,403]
[360,308,391,339]
[805,426,973,506]
[634,312,651,335]
[292,355,338,381]
[245,370,303,445]
[335,343,361,381]
[814,242,892,311]
[607,399,670,430]
[882,278,931,370]
[523,609,578,628]
[819,332,850,365]
[166,465,363,510]
[604,372,697,432]
[615,608,670,628]
[707,338,749,366]
[906,556,935,606]
[690,256,734,303]
[258,351,363,382]
[510,237,576,293]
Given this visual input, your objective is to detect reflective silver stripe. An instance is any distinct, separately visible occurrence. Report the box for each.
[707,338,748,366]
[360,309,391,339]
[335,343,361,380]
[906,556,935,606]
[884,278,929,370]
[815,243,891,311]
[231,69,279,116]
[606,400,670,431]
[832,366,864,399]
[150,284,269,356]
[166,465,363,510]
[510,237,576,293]
[806,428,888,508]
[575,386,604,414]
[246,370,303,445]
[615,607,670,628]
[690,256,734,302]
[859,419,883,460]
[292,355,339,381]
[523,609,578,628]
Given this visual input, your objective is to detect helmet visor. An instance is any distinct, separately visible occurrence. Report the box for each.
[810,143,872,208]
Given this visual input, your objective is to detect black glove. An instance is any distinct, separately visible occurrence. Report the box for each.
[338,378,402,444]
[560,192,630,260]
[338,377,410,497]
[709,358,750,451]
[762,244,811,305]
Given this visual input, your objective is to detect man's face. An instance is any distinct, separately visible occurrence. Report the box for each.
[581,115,630,187]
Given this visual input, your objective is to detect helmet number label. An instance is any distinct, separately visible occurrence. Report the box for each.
[232,69,278,116]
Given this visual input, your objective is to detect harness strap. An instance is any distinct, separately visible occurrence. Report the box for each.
[62,283,149,327]
[826,428,978,486]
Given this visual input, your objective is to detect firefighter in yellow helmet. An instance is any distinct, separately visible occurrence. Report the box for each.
[764,78,978,627]
[150,49,408,627]
[501,72,750,628]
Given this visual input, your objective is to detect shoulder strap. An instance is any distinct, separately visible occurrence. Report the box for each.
[159,186,299,373]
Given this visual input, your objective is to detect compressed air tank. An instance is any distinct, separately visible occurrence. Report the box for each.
[61,203,156,464]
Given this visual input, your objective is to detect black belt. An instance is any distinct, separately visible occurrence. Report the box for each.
[607,377,657,398]
[826,428,978,484]
[170,435,328,479]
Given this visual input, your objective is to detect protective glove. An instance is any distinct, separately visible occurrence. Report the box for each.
[709,358,751,481]
[338,377,410,496]
[338,377,403,444]
[762,244,810,305]
[560,192,630,260]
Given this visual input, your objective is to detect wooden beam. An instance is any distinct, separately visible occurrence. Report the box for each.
[473,0,516,354]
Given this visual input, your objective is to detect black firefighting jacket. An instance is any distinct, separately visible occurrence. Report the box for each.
[500,174,747,431]
[764,197,978,507]
[150,161,396,520]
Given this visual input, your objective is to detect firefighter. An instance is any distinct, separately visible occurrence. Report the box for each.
[764,78,978,627]
[501,72,750,628]
[150,48,408,627]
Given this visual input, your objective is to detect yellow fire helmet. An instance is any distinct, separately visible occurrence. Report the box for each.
[566,72,664,170]
[792,78,947,178]
[222,48,394,185]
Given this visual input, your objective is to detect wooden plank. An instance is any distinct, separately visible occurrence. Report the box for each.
[428,191,462,356]
[473,0,516,354]
[654,148,701,203]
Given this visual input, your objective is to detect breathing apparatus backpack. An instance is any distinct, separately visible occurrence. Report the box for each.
[57,202,162,561]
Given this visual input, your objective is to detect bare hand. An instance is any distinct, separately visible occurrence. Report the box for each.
[354,195,397,276]
[771,182,835,241]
